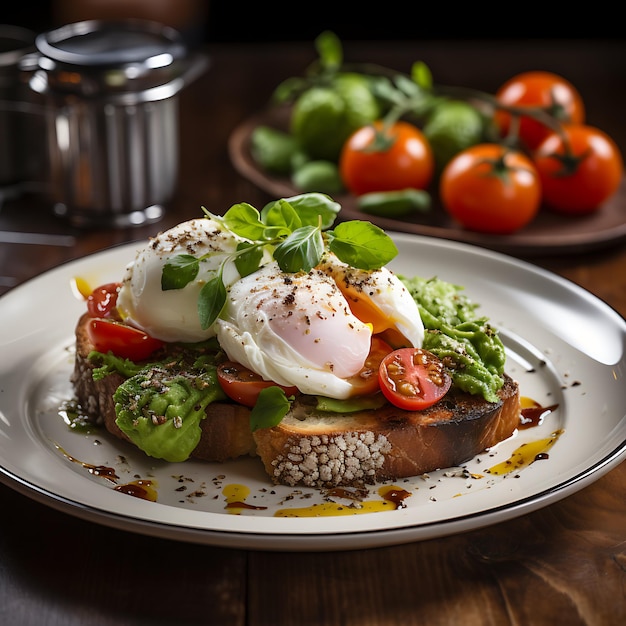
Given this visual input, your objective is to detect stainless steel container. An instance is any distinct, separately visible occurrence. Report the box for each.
[0,25,36,191]
[25,19,203,228]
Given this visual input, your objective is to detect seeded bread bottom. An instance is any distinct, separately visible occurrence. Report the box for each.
[253,375,520,487]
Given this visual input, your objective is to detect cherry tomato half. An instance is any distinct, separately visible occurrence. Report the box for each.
[494,71,585,150]
[378,348,451,411]
[533,124,624,215]
[339,120,434,195]
[87,282,121,319]
[217,361,299,408]
[440,143,541,234]
[87,318,164,361]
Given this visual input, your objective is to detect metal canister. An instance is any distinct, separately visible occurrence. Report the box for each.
[25,19,203,228]
[0,25,37,191]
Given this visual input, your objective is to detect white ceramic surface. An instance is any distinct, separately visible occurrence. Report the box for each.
[1,235,624,551]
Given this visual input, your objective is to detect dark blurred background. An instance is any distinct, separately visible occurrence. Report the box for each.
[2,0,623,43]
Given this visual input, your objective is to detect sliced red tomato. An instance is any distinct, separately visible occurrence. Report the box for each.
[378,348,451,411]
[345,335,394,397]
[86,282,121,319]
[217,361,299,408]
[87,318,164,361]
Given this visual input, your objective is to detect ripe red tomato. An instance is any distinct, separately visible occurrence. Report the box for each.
[87,282,121,319]
[217,361,299,407]
[494,71,585,150]
[440,143,542,234]
[378,348,451,411]
[533,124,624,214]
[87,318,164,361]
[339,120,434,195]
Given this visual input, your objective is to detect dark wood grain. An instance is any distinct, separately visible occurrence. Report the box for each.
[0,39,625,626]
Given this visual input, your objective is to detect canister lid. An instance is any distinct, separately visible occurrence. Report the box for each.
[0,25,35,71]
[32,19,188,100]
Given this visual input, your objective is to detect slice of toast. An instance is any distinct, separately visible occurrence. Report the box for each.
[71,313,256,463]
[71,313,520,486]
[253,374,520,487]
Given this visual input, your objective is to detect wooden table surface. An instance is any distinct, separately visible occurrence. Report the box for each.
[1,39,625,626]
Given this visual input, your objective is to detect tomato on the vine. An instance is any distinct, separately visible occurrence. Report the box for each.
[533,124,624,214]
[378,348,451,411]
[217,361,299,407]
[87,318,164,361]
[86,282,121,319]
[494,71,585,150]
[440,143,542,234]
[339,120,434,195]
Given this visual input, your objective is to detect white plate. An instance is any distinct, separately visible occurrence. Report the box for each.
[1,235,625,551]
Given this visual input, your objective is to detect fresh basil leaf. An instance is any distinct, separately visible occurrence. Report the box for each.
[328,221,398,269]
[250,386,292,431]
[393,72,423,99]
[260,198,302,234]
[286,193,340,229]
[411,61,433,90]
[274,225,324,272]
[272,76,308,104]
[197,275,226,330]
[315,30,343,73]
[234,241,264,278]
[161,254,200,291]
[223,203,267,240]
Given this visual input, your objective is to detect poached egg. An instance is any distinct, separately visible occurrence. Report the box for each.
[216,257,424,399]
[216,262,373,399]
[117,217,250,343]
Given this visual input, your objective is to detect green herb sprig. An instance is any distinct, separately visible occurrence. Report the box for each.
[161,193,398,331]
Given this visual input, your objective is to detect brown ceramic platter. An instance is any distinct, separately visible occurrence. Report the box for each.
[229,106,626,257]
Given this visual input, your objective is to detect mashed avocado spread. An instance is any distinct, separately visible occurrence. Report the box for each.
[399,275,505,403]
[90,349,226,462]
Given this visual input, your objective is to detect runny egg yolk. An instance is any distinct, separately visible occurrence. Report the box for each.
[334,278,408,348]
[319,256,424,350]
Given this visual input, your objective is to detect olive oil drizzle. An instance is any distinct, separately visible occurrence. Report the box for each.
[519,396,559,430]
[488,430,563,476]
[273,484,411,517]
[223,483,268,513]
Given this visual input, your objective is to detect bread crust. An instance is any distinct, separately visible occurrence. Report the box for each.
[72,313,520,485]
[252,375,520,487]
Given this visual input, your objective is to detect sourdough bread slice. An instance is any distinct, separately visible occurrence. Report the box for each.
[71,313,255,463]
[253,375,520,487]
